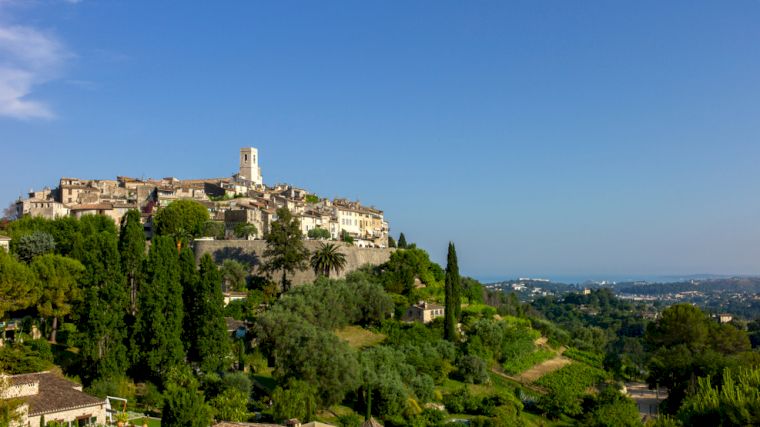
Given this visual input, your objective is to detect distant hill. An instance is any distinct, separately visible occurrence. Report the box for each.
[615,276,760,295]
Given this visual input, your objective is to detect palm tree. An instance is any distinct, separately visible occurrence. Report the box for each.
[310,243,347,278]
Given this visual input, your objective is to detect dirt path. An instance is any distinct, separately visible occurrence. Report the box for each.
[490,367,548,394]
[492,345,571,392]
[517,354,571,383]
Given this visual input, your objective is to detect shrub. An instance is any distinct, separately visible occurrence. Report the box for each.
[456,354,490,384]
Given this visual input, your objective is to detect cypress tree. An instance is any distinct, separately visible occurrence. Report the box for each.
[448,243,462,321]
[75,232,130,384]
[119,209,145,315]
[135,236,185,384]
[444,242,461,341]
[397,233,407,249]
[178,247,198,350]
[189,254,230,372]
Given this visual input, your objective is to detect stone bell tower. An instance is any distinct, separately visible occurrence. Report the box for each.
[239,147,263,186]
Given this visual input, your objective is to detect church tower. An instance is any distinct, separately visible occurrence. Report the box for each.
[239,147,263,186]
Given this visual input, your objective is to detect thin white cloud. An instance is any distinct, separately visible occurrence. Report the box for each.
[0,23,68,119]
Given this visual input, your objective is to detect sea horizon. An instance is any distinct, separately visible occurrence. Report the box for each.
[475,273,760,285]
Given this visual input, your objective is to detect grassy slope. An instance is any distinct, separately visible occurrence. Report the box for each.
[334,325,387,349]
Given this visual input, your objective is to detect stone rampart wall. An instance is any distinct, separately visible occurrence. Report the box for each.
[193,239,393,286]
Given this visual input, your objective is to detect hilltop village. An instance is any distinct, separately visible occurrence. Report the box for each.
[13,147,389,248]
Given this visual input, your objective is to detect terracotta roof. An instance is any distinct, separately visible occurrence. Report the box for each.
[0,236,10,241]
[414,301,444,310]
[70,203,113,210]
[10,372,103,416]
[213,423,282,427]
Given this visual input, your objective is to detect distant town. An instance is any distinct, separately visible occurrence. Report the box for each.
[12,147,390,248]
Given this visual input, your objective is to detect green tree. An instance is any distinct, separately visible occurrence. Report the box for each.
[15,231,55,262]
[444,242,460,341]
[178,246,198,351]
[387,235,396,248]
[161,368,212,427]
[153,200,210,243]
[78,214,118,237]
[74,232,130,384]
[261,207,309,292]
[30,254,84,343]
[256,311,360,406]
[271,379,318,422]
[47,216,81,256]
[677,367,760,426]
[202,221,225,239]
[209,387,248,422]
[645,304,751,412]
[448,242,462,320]
[461,277,484,304]
[310,243,347,278]
[135,236,185,384]
[118,210,144,315]
[233,222,258,239]
[307,227,331,240]
[188,254,230,373]
[221,259,248,292]
[0,250,37,319]
[397,233,407,249]
[582,385,641,427]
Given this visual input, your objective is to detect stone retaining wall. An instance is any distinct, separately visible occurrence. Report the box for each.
[193,239,393,286]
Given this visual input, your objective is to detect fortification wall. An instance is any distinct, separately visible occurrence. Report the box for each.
[192,239,393,286]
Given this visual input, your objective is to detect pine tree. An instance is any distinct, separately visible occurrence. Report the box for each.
[387,236,396,248]
[261,207,309,292]
[135,236,185,384]
[119,209,145,315]
[75,232,130,384]
[397,233,407,249]
[0,249,38,320]
[30,254,84,343]
[444,242,461,341]
[189,254,230,372]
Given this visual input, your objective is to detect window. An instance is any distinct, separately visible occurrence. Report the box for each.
[244,154,248,161]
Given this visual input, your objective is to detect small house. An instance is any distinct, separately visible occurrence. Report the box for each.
[0,236,10,252]
[403,301,445,324]
[1,371,106,426]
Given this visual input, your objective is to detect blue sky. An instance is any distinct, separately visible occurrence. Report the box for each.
[2,1,760,281]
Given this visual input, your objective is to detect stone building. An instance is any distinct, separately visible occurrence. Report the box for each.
[403,301,445,324]
[13,147,389,247]
[1,371,106,426]
[238,147,263,186]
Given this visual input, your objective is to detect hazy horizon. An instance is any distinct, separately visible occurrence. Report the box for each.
[3,1,760,278]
